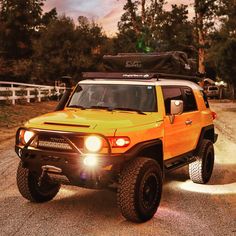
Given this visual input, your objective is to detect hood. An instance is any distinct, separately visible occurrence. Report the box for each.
[25,108,161,133]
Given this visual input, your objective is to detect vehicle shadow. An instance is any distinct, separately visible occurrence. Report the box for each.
[50,188,120,217]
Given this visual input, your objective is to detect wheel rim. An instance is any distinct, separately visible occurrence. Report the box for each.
[31,173,58,196]
[205,152,214,174]
[141,173,159,209]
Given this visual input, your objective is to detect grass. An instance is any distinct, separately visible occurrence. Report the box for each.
[0,101,57,128]
[0,101,58,144]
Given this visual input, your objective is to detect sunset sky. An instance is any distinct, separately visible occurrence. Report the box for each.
[43,0,194,36]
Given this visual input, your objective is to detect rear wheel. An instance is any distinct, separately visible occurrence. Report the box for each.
[17,161,60,202]
[117,157,162,222]
[189,139,214,184]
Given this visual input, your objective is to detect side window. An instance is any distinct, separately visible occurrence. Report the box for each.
[200,90,210,108]
[182,87,197,112]
[162,87,183,115]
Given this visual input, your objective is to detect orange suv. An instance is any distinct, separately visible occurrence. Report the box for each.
[15,58,217,223]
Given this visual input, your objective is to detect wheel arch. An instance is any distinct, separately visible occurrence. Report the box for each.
[124,139,164,173]
[195,124,216,155]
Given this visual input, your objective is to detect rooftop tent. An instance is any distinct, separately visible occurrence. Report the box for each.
[103,51,197,77]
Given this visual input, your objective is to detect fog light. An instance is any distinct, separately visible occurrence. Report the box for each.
[83,155,98,167]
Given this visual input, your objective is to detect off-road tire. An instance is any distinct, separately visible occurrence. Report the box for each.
[117,157,162,223]
[17,161,60,202]
[189,139,214,184]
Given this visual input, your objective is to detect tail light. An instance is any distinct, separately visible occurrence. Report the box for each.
[107,137,130,148]
[211,111,217,120]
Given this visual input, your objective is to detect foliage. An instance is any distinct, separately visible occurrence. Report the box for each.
[206,0,236,80]
[0,0,45,58]
[32,16,108,83]
[116,0,194,55]
[158,4,195,53]
[217,39,236,86]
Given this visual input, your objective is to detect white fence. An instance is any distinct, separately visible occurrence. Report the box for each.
[0,81,66,105]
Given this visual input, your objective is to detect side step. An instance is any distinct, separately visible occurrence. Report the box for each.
[164,155,196,173]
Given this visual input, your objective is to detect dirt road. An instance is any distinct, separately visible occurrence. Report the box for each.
[0,101,235,236]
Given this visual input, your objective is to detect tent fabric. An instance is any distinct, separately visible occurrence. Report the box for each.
[103,51,197,76]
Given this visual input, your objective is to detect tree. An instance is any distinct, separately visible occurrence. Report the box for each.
[159,4,195,53]
[0,0,45,59]
[205,0,236,81]
[217,39,236,98]
[217,0,236,39]
[116,0,166,52]
[0,0,57,59]
[32,16,108,83]
[32,16,76,83]
[116,0,194,54]
[194,0,219,74]
[41,8,58,26]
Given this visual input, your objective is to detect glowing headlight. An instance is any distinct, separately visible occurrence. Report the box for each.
[85,135,102,152]
[23,130,35,144]
[83,155,98,167]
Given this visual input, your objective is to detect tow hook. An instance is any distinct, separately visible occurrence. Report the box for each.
[38,165,62,186]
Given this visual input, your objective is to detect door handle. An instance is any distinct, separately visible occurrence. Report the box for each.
[185,119,192,125]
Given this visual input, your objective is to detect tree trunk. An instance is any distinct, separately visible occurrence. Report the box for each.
[141,0,146,24]
[197,13,205,74]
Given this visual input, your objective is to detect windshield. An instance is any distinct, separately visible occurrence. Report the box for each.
[67,84,157,112]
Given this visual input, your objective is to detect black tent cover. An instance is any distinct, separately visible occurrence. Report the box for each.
[103,51,197,77]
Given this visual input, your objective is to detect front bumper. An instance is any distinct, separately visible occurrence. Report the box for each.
[16,145,125,189]
[15,128,125,189]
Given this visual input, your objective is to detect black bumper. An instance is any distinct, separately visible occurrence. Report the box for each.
[15,146,125,189]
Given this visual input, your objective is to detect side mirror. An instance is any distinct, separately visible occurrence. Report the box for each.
[169,100,183,124]
[170,100,183,115]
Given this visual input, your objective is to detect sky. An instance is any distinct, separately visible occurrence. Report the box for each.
[43,0,194,36]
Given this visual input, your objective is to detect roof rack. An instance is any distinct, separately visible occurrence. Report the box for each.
[82,72,200,83]
[82,72,159,80]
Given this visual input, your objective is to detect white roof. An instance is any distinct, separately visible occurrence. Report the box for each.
[79,79,202,90]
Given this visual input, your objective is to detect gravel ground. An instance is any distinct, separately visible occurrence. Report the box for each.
[0,100,235,236]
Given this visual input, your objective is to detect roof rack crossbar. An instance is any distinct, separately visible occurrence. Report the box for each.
[82,72,159,80]
[82,72,200,83]
[156,73,200,81]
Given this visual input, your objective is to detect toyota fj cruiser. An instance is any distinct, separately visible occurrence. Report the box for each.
[15,53,218,222]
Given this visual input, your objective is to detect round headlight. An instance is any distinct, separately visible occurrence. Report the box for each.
[85,136,102,152]
[23,130,35,144]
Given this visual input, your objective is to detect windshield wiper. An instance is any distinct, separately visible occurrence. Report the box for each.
[89,105,111,110]
[67,105,86,110]
[110,107,146,115]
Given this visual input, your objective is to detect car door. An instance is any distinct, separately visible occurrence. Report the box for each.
[162,86,201,160]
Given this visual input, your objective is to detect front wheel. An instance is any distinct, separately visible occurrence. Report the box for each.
[117,157,163,222]
[189,139,215,184]
[17,161,60,202]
